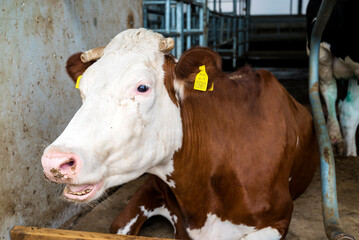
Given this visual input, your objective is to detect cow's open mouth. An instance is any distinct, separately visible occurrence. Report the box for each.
[63,181,104,201]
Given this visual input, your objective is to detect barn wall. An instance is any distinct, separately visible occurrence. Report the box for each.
[0,1,142,239]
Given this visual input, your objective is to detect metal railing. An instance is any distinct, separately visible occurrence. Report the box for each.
[143,0,249,68]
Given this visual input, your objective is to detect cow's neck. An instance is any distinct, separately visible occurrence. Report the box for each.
[162,72,262,226]
[165,92,227,223]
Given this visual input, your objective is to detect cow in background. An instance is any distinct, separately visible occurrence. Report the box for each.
[41,28,318,239]
[307,0,359,156]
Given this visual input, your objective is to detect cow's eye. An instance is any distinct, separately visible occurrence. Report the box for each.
[137,85,150,93]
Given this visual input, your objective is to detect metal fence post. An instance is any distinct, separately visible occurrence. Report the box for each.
[245,0,250,53]
[165,0,171,33]
[187,4,192,49]
[176,1,184,56]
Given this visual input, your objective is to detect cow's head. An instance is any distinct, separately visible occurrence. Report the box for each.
[41,28,222,202]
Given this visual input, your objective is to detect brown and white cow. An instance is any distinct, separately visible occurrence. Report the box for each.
[41,28,318,239]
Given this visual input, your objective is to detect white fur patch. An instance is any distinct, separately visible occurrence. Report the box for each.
[242,227,281,240]
[187,213,255,240]
[140,205,178,232]
[116,214,139,235]
[187,213,281,240]
[296,136,299,148]
[148,158,176,188]
[173,79,185,101]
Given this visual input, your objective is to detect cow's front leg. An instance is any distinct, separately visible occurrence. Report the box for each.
[110,175,189,239]
[339,79,359,156]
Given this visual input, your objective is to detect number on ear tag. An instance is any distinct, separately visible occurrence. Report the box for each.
[194,65,208,91]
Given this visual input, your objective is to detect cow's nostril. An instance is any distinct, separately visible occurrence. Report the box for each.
[68,160,75,167]
[60,158,76,172]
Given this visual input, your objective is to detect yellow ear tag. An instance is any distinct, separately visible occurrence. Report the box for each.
[208,82,214,91]
[76,75,82,89]
[194,65,208,91]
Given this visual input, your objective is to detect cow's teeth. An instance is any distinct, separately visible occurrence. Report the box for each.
[65,186,92,196]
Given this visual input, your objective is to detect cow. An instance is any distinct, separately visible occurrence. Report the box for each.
[41,28,318,239]
[306,0,359,156]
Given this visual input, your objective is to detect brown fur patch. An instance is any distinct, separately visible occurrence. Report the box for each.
[163,55,178,106]
[66,52,96,83]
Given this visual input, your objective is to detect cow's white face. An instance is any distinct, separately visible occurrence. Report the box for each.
[41,29,183,202]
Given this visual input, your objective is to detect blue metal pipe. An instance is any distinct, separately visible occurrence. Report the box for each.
[186,4,192,49]
[176,1,184,56]
[165,0,171,33]
[309,0,355,239]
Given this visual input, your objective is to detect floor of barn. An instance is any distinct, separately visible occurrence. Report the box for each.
[60,68,359,239]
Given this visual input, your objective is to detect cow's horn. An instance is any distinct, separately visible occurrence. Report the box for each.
[80,47,105,63]
[159,38,175,53]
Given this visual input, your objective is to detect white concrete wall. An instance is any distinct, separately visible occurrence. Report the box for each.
[0,1,142,239]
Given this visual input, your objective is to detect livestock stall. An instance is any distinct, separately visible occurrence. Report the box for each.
[1,0,358,240]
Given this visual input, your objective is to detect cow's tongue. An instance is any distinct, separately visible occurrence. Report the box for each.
[65,184,93,196]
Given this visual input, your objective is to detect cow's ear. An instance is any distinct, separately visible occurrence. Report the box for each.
[175,47,222,90]
[66,52,96,84]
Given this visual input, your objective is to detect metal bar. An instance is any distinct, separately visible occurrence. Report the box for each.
[159,15,163,29]
[199,2,204,45]
[298,0,303,15]
[207,10,239,18]
[308,0,355,239]
[201,0,208,46]
[143,7,148,28]
[165,0,170,33]
[244,0,250,53]
[232,0,238,68]
[143,0,168,4]
[144,0,202,6]
[176,1,184,56]
[171,4,176,29]
[227,18,231,40]
[220,17,224,43]
[187,3,192,49]
[238,18,244,56]
[212,15,216,47]
[151,30,203,36]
